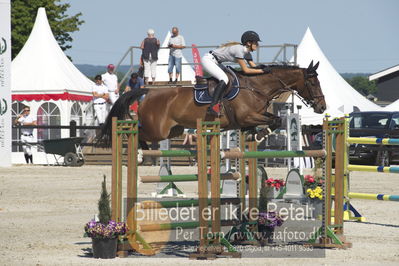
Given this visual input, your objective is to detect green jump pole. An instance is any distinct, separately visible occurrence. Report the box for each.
[349,192,399,202]
[142,150,197,157]
[348,165,399,174]
[139,197,241,209]
[140,172,240,183]
[139,220,237,232]
[221,149,326,159]
[347,137,399,145]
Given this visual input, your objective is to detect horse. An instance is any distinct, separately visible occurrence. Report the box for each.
[99,61,326,145]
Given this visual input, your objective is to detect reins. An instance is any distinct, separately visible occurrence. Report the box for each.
[237,70,323,108]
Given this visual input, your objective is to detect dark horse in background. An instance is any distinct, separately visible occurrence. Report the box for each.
[99,61,326,145]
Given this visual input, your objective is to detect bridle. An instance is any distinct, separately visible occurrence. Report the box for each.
[265,70,324,109]
[236,68,324,108]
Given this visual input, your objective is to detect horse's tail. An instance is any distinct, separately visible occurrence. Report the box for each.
[97,89,148,147]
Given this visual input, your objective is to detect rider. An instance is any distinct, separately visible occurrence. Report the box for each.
[202,30,268,116]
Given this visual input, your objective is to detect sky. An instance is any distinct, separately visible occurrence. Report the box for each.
[64,0,399,73]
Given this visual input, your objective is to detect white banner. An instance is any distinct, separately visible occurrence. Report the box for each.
[0,0,12,167]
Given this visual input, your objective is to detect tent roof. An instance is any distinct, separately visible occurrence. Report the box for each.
[369,64,399,81]
[383,99,399,111]
[11,8,93,102]
[290,28,381,125]
[155,31,195,82]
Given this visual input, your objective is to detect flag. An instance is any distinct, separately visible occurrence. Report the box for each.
[191,44,203,76]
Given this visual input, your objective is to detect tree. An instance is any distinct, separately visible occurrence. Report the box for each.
[345,76,378,96]
[11,0,84,60]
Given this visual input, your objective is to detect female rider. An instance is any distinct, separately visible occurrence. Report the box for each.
[201,31,268,116]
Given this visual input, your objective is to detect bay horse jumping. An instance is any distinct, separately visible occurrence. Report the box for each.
[100,61,325,145]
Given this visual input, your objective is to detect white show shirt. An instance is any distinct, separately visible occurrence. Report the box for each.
[18,114,37,135]
[212,44,250,63]
[92,83,108,104]
[102,72,118,92]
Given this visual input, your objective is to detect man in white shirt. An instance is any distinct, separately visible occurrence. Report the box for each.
[102,64,119,105]
[14,106,37,164]
[168,27,186,83]
[92,75,109,125]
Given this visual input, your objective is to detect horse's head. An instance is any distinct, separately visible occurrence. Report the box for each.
[300,61,326,114]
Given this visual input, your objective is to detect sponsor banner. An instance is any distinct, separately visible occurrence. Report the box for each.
[0,0,11,166]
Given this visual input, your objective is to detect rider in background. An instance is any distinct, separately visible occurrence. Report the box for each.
[202,31,268,116]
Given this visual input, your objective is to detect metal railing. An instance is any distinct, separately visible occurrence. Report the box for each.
[115,44,298,86]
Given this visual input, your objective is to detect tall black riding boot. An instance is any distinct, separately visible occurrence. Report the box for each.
[28,155,33,164]
[207,81,227,116]
[24,154,29,164]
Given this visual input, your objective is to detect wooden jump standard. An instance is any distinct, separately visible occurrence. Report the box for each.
[338,116,399,222]
[305,117,352,248]
[111,117,241,259]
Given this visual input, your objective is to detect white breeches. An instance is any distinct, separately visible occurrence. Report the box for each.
[21,134,34,155]
[201,53,229,84]
[94,103,107,124]
[144,59,157,79]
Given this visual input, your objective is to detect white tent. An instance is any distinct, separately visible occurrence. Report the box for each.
[11,8,95,164]
[155,31,196,82]
[384,99,399,111]
[289,28,381,125]
[12,7,94,130]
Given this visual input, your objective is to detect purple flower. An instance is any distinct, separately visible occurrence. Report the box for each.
[257,211,284,229]
[84,220,128,239]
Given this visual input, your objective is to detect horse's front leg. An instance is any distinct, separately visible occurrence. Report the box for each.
[241,112,282,142]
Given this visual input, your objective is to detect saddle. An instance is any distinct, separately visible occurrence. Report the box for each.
[193,66,240,104]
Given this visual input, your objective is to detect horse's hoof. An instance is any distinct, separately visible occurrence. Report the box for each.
[138,149,143,164]
[254,134,265,143]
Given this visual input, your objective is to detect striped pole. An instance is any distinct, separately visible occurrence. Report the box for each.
[221,149,326,159]
[348,165,399,174]
[347,137,399,145]
[140,172,241,183]
[349,192,399,202]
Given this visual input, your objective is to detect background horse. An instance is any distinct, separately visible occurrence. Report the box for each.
[100,61,326,145]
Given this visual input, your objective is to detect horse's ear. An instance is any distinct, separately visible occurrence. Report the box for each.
[312,61,320,71]
[307,60,314,71]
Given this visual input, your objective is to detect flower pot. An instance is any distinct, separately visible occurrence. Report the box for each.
[92,237,118,259]
[258,224,274,244]
[310,199,323,219]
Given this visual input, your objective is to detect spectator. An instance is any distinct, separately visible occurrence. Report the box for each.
[14,106,37,164]
[102,64,119,105]
[138,55,144,78]
[168,27,186,83]
[182,129,197,166]
[141,29,160,84]
[125,73,145,93]
[182,128,197,146]
[92,75,109,126]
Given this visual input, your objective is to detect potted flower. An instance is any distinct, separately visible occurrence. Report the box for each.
[84,175,128,259]
[257,174,285,245]
[304,175,324,218]
[264,177,285,199]
[257,211,284,245]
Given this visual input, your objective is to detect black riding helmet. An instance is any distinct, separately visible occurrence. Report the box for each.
[241,31,261,45]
